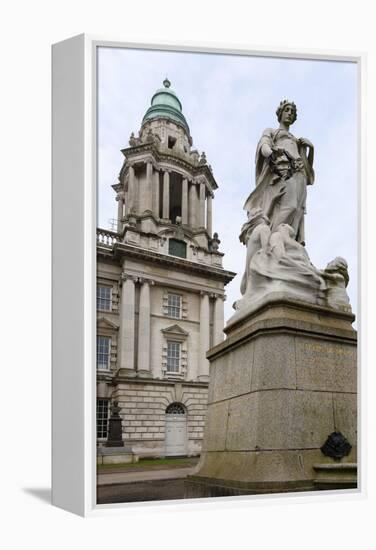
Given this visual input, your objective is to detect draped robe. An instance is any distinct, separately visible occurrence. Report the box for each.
[244,128,314,244]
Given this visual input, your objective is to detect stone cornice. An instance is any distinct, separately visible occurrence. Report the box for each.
[117,220,224,257]
[96,372,114,383]
[113,372,209,388]
[112,242,236,285]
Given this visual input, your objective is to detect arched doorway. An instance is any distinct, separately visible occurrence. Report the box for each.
[165,402,187,456]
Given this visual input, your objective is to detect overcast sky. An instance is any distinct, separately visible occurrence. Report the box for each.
[97,46,358,323]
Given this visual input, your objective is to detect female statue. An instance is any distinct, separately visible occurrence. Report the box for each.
[244,100,314,245]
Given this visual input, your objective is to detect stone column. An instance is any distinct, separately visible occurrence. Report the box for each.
[116,191,124,233]
[188,181,197,227]
[145,161,153,212]
[152,169,160,218]
[163,170,170,220]
[198,291,210,381]
[137,278,152,378]
[118,274,137,375]
[213,294,225,345]
[199,182,206,228]
[182,178,188,225]
[207,193,213,236]
[128,164,135,214]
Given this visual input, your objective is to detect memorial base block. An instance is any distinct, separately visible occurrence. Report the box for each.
[185,298,357,498]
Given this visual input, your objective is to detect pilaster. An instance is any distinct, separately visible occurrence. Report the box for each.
[145,161,153,212]
[152,168,160,218]
[188,181,197,227]
[127,164,135,215]
[118,273,137,376]
[198,291,210,382]
[163,170,170,220]
[199,182,206,228]
[213,293,225,345]
[207,193,213,236]
[116,190,124,233]
[182,178,188,225]
[137,278,154,378]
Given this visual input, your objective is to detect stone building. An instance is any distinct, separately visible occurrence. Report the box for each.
[97,78,235,457]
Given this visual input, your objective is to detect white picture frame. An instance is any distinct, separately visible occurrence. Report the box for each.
[52,34,365,517]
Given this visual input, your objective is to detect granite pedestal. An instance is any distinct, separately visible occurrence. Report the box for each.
[185,296,357,497]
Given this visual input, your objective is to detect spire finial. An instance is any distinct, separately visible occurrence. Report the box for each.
[163,77,171,88]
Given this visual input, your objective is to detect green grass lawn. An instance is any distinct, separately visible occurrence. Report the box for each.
[97,456,199,472]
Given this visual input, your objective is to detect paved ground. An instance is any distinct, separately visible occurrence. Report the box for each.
[97,478,195,504]
[97,466,197,486]
[96,459,200,504]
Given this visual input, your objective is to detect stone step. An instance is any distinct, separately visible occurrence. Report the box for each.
[313,463,357,489]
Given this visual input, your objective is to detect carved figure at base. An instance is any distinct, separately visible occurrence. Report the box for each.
[322,257,351,312]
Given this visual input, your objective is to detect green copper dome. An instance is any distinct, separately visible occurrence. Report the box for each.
[142,78,190,135]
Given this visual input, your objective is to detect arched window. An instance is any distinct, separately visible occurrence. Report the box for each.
[166,402,186,415]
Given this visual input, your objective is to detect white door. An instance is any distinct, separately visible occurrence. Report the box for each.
[165,413,187,456]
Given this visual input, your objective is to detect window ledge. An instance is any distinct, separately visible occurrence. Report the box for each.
[165,372,185,379]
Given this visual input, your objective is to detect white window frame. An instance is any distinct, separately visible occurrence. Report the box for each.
[96,335,111,370]
[167,293,182,319]
[97,285,112,311]
[166,340,181,373]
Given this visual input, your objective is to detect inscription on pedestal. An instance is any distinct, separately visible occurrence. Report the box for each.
[295,338,356,393]
[301,341,353,356]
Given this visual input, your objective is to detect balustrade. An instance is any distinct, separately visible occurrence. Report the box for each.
[97,228,118,246]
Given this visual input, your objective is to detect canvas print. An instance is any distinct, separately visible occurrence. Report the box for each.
[96,46,358,504]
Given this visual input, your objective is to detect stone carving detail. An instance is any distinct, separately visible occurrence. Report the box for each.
[174,217,185,241]
[199,151,207,165]
[233,101,352,315]
[321,431,352,460]
[145,128,161,145]
[190,150,199,165]
[209,232,220,252]
[322,257,351,312]
[110,400,121,417]
[129,132,141,146]
[119,272,138,285]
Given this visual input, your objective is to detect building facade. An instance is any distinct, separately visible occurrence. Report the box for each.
[97,79,235,457]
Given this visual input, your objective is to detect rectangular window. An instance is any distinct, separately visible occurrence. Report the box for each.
[167,293,182,319]
[97,336,111,370]
[97,399,109,439]
[167,341,181,373]
[168,238,187,258]
[97,285,112,311]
